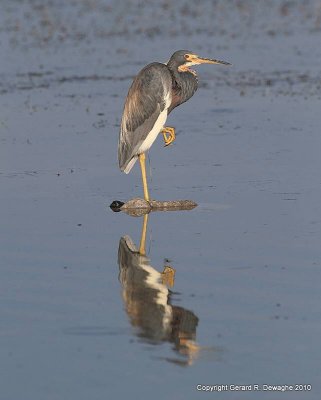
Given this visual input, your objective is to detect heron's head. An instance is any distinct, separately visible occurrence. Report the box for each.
[167,50,231,74]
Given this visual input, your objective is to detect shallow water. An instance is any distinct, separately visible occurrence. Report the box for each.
[1,1,321,399]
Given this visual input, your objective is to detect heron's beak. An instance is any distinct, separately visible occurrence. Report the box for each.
[194,56,231,66]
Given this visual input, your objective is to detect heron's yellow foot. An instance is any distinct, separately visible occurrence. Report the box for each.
[179,337,200,353]
[161,265,176,287]
[161,127,176,147]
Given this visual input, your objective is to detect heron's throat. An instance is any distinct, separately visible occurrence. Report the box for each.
[178,64,197,76]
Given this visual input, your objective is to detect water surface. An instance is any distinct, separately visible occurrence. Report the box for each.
[1,1,321,399]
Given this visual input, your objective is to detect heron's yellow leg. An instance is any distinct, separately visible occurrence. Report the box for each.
[161,126,176,147]
[139,153,150,202]
[139,214,149,255]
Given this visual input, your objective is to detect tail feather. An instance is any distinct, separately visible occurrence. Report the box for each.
[122,156,138,174]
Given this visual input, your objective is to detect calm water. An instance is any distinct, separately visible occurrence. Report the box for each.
[1,1,321,399]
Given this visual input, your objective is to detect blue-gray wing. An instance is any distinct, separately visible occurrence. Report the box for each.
[118,63,172,173]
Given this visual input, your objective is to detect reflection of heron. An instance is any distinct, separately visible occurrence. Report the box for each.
[118,50,230,201]
[118,214,200,365]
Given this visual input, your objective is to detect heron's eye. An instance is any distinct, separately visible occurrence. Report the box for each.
[184,54,191,61]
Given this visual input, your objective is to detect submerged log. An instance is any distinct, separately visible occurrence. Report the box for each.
[149,199,197,211]
[110,198,197,216]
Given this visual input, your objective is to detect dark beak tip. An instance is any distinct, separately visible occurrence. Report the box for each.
[219,60,231,66]
[205,58,232,66]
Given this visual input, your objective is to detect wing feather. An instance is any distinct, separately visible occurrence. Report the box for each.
[118,63,172,172]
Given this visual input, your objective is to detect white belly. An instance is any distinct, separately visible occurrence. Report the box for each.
[138,91,171,154]
[138,108,168,154]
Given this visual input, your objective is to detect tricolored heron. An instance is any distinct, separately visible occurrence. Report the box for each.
[118,50,230,201]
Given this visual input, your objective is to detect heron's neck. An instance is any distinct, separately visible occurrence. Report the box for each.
[168,67,198,111]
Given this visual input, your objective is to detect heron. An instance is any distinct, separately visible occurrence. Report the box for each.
[118,50,230,202]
